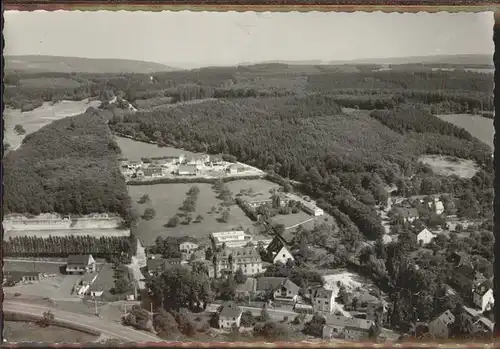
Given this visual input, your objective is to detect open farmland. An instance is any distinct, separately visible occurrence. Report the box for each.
[435,113,494,150]
[115,136,197,161]
[3,99,101,150]
[419,155,480,179]
[128,183,254,245]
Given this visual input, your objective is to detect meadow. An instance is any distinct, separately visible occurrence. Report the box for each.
[3,321,98,343]
[435,113,494,150]
[115,136,197,161]
[3,99,101,150]
[128,183,255,245]
[418,155,479,179]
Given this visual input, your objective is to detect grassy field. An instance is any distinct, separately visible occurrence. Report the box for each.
[129,183,254,246]
[436,113,494,150]
[4,321,99,343]
[226,179,280,195]
[115,136,198,161]
[3,99,101,150]
[418,155,479,179]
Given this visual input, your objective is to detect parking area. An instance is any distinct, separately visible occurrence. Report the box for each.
[3,260,105,300]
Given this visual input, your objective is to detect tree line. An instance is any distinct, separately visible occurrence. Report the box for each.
[3,235,135,260]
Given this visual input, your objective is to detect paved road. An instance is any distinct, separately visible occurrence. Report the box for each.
[4,301,162,342]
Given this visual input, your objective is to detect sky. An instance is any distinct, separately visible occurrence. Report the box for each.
[4,10,495,69]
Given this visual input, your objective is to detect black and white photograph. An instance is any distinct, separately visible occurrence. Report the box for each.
[2,9,495,344]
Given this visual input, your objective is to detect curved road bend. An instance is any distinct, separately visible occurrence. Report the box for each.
[4,301,162,342]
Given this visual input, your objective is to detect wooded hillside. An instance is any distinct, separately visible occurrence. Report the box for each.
[3,109,133,224]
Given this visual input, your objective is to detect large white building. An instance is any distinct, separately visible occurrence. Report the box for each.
[214,247,265,277]
[210,231,252,249]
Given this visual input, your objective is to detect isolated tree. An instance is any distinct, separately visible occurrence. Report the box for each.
[142,208,156,220]
[166,216,180,227]
[14,124,26,135]
[138,194,150,204]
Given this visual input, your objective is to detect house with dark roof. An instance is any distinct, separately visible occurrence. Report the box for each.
[323,314,374,340]
[178,237,199,254]
[3,271,43,286]
[255,277,300,302]
[428,310,455,339]
[312,287,335,313]
[143,167,163,177]
[66,254,96,274]
[210,154,224,165]
[214,247,264,277]
[263,234,294,265]
[218,302,243,329]
[393,207,419,223]
[147,257,166,276]
[473,280,494,312]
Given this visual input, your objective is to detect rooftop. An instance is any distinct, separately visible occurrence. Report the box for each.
[324,314,373,331]
[219,302,242,318]
[67,254,93,265]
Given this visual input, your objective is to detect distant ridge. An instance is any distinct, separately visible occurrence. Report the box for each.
[238,54,494,67]
[5,55,179,74]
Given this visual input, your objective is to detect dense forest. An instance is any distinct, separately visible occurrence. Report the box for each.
[3,66,493,113]
[3,109,133,224]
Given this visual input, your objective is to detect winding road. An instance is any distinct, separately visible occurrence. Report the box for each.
[4,301,162,342]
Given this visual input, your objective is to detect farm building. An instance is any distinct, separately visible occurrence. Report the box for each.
[3,271,44,286]
[227,164,246,174]
[66,254,96,274]
[176,165,197,176]
[143,167,163,177]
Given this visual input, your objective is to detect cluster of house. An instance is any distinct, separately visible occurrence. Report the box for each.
[119,154,248,179]
[239,192,324,218]
[392,196,445,224]
[218,281,386,340]
[146,231,291,279]
[415,306,493,339]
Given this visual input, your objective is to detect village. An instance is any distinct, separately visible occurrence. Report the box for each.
[4,182,494,342]
[119,154,264,181]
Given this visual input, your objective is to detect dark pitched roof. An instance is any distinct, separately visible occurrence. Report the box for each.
[147,258,166,271]
[5,271,42,281]
[219,302,242,318]
[324,315,373,331]
[431,310,455,326]
[282,279,301,295]
[313,287,334,299]
[256,277,287,292]
[165,258,182,264]
[394,207,419,218]
[265,234,290,260]
[67,254,92,265]
[178,236,199,244]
